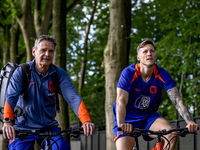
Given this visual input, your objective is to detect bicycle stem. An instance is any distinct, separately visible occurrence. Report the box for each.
[152,135,163,150]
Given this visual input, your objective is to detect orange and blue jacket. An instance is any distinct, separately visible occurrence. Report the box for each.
[4,59,91,130]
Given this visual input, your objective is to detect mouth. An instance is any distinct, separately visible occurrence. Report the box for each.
[42,57,50,61]
[147,58,153,61]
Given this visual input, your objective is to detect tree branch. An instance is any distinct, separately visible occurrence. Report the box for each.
[40,0,53,34]
[66,0,83,13]
[34,0,41,36]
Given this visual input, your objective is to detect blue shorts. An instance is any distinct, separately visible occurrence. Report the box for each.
[113,112,162,141]
[8,127,69,150]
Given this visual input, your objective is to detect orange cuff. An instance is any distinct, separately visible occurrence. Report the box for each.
[78,100,92,124]
[4,101,14,120]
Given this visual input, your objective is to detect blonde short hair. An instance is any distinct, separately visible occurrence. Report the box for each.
[136,39,156,54]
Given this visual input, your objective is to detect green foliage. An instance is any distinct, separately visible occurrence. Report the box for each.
[0,0,12,25]
[0,29,3,66]
[66,0,109,130]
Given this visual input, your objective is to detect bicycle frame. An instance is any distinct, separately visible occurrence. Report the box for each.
[117,127,198,150]
[151,135,163,150]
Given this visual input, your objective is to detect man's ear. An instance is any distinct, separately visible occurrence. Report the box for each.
[137,55,140,61]
[32,47,36,57]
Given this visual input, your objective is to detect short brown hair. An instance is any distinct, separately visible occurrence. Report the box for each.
[136,39,156,54]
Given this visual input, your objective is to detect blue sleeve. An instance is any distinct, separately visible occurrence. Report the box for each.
[5,67,23,119]
[160,69,176,91]
[117,66,135,93]
[56,68,82,117]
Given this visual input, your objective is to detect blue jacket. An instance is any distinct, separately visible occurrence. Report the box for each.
[4,59,91,130]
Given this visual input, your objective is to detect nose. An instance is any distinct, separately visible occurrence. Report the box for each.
[45,50,50,56]
[147,50,152,55]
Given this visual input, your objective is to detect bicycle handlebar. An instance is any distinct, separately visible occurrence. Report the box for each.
[0,127,83,141]
[118,127,199,137]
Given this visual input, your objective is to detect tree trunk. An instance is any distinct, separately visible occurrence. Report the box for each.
[10,20,19,63]
[14,0,36,62]
[34,0,53,36]
[79,0,97,94]
[53,0,69,147]
[104,0,131,149]
[3,25,10,64]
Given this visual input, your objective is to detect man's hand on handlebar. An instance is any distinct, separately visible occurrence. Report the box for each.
[2,122,15,140]
[118,123,132,133]
[82,121,95,136]
[186,121,199,132]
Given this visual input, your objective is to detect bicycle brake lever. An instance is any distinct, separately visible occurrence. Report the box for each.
[132,129,142,137]
[17,132,28,141]
[70,128,83,138]
[179,129,189,137]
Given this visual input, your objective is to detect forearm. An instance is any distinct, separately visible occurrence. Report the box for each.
[167,87,193,124]
[116,101,126,126]
[176,100,193,124]
[116,88,129,126]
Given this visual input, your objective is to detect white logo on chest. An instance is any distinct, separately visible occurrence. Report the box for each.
[134,95,151,109]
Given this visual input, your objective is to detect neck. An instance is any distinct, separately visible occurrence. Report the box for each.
[36,65,49,76]
[140,63,154,82]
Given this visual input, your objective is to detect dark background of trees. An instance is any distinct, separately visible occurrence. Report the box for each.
[0,0,200,149]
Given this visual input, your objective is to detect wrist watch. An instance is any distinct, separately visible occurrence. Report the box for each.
[3,118,12,123]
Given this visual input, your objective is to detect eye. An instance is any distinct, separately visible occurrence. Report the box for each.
[41,49,45,53]
[49,50,54,54]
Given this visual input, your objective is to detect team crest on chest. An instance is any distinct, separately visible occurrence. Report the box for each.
[150,86,157,94]
[49,81,54,92]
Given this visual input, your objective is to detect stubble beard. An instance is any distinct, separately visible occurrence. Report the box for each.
[142,62,155,68]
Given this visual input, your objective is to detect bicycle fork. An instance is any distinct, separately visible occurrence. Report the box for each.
[152,135,163,150]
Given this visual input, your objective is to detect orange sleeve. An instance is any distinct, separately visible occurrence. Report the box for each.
[4,101,14,120]
[78,100,92,124]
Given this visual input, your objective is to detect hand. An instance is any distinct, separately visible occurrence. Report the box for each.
[118,123,132,133]
[82,121,95,136]
[186,121,199,132]
[2,122,15,140]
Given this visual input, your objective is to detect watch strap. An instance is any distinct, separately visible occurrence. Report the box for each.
[3,118,12,123]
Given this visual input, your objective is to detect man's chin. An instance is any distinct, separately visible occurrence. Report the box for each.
[40,62,51,67]
[142,62,155,67]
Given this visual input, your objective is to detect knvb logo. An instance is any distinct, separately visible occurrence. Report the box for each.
[150,86,157,94]
[49,81,54,92]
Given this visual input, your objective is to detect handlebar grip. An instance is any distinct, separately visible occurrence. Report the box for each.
[72,127,84,132]
[118,127,122,131]
[0,130,2,134]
